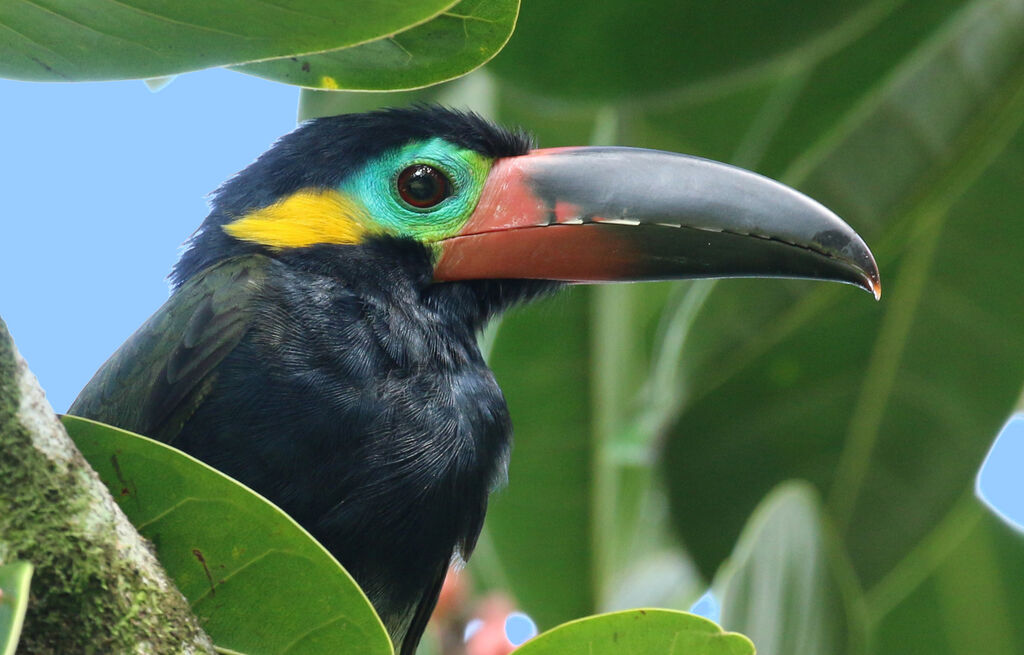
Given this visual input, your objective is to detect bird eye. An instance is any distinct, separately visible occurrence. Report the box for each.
[397,164,452,209]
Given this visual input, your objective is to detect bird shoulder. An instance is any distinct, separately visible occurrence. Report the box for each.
[69,255,270,444]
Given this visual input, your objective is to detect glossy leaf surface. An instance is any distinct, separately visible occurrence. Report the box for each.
[514,609,754,655]
[235,0,518,91]
[63,416,391,655]
[0,0,453,82]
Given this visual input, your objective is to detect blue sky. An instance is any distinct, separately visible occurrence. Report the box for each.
[1,69,296,412]
[1,68,1020,533]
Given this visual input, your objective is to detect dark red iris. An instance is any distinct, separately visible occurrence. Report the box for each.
[397,164,452,208]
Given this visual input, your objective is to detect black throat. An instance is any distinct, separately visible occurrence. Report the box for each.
[173,236,558,642]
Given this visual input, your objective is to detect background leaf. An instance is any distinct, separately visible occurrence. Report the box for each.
[868,497,1024,654]
[234,0,519,91]
[0,562,32,655]
[514,609,754,655]
[485,0,888,101]
[63,416,391,655]
[664,0,1024,584]
[713,482,864,655]
[0,0,454,82]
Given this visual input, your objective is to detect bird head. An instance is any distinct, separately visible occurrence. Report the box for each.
[174,105,880,302]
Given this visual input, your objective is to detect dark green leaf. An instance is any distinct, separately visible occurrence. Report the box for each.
[514,609,754,655]
[0,562,32,655]
[62,416,391,655]
[664,0,1024,587]
[0,0,453,82]
[486,1,883,101]
[869,498,1024,654]
[626,0,975,171]
[235,0,519,91]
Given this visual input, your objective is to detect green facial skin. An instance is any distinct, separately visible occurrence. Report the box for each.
[341,138,493,246]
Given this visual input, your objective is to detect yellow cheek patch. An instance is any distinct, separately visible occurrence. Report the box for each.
[223,189,376,249]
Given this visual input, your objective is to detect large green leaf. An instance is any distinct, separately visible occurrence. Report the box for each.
[651,2,1024,653]
[713,482,864,655]
[664,0,1024,582]
[514,609,754,655]
[234,0,518,91]
[0,562,32,655]
[486,0,889,101]
[868,498,1024,654]
[0,0,453,82]
[62,416,391,655]
[625,0,977,171]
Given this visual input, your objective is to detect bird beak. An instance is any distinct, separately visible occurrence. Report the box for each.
[434,147,881,298]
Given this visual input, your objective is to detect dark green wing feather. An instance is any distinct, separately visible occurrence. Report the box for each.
[70,256,269,444]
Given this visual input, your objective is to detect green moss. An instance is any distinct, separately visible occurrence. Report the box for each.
[0,318,209,654]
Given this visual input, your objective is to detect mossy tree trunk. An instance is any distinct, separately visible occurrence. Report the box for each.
[0,317,215,654]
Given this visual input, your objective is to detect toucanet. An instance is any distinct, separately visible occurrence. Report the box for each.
[71,106,880,654]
